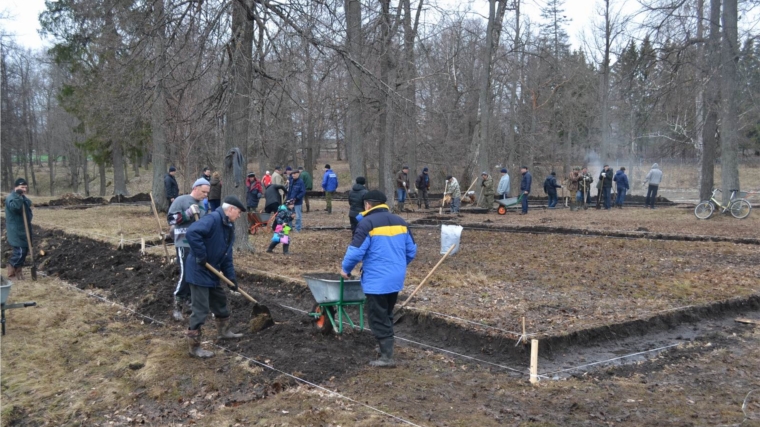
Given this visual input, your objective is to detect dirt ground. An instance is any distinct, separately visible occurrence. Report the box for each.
[3,193,760,426]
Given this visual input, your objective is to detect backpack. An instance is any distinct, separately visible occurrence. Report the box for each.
[543,177,552,194]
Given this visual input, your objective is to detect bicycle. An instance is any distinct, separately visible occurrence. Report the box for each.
[694,188,752,219]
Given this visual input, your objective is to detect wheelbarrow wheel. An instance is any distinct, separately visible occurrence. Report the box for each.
[497,206,507,215]
[311,303,335,335]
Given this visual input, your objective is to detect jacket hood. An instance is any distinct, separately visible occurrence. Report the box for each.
[615,169,625,175]
[652,163,660,169]
[351,183,366,191]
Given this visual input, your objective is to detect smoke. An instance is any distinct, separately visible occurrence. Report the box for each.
[585,150,603,180]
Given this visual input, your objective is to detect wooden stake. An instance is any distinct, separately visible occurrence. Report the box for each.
[149,192,171,263]
[530,339,539,384]
[140,237,146,255]
[522,317,526,338]
[735,317,760,326]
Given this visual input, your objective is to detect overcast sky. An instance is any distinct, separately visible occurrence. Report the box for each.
[2,0,609,51]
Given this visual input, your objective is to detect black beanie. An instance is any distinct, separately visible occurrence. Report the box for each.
[356,176,366,185]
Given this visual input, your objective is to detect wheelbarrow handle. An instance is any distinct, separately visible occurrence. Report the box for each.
[204,263,259,304]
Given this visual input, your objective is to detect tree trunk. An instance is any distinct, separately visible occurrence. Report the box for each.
[112,141,128,196]
[224,0,254,251]
[378,0,396,208]
[150,0,169,211]
[699,0,720,201]
[600,0,612,162]
[720,0,740,202]
[98,161,106,196]
[344,0,365,181]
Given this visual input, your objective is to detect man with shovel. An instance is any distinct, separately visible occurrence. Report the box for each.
[5,178,33,280]
[341,190,417,367]
[184,195,247,358]
[167,178,210,321]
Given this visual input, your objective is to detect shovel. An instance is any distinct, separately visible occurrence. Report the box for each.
[21,205,37,281]
[393,244,456,324]
[204,263,274,332]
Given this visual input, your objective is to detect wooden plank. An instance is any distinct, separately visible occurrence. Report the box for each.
[530,339,539,384]
[735,318,760,326]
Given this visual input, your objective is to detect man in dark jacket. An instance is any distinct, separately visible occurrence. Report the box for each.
[201,167,211,181]
[245,173,263,211]
[613,167,630,208]
[599,165,614,210]
[396,166,410,212]
[543,171,562,208]
[184,195,247,358]
[264,183,287,213]
[348,177,368,234]
[287,169,306,231]
[519,166,532,215]
[415,167,430,209]
[341,190,416,367]
[298,166,313,212]
[5,178,33,279]
[165,166,179,204]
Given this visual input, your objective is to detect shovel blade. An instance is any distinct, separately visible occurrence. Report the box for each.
[30,266,37,281]
[249,303,275,332]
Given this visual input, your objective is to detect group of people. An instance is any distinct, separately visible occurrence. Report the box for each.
[441,166,532,214]
[564,163,663,211]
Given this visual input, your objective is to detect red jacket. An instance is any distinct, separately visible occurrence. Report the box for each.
[263,175,272,187]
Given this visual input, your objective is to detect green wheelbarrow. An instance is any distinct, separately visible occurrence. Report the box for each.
[495,194,523,215]
[304,273,365,334]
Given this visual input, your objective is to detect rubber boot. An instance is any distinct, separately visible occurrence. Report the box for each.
[398,202,405,213]
[216,317,243,339]
[187,329,214,358]
[6,265,16,279]
[266,242,277,253]
[283,244,289,255]
[369,338,396,368]
[172,298,184,321]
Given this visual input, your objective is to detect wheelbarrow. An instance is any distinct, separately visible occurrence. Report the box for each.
[303,273,365,335]
[248,212,273,235]
[1,277,36,335]
[495,194,522,215]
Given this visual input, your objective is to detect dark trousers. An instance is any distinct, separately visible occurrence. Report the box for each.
[417,189,429,208]
[209,199,221,211]
[603,187,612,209]
[349,214,359,235]
[646,185,659,207]
[9,246,29,268]
[304,194,310,212]
[365,293,398,340]
[547,191,558,208]
[521,193,529,213]
[246,201,260,212]
[174,247,191,301]
[264,202,279,214]
[188,284,230,330]
[267,241,289,253]
[616,189,627,206]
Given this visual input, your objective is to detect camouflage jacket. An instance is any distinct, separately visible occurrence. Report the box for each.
[567,172,581,192]
[481,176,494,196]
[446,179,461,199]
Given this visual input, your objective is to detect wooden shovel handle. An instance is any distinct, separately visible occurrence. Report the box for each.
[204,263,259,304]
[396,243,456,311]
[149,192,171,262]
[21,205,36,264]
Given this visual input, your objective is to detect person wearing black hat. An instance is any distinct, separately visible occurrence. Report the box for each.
[396,166,410,212]
[165,166,179,205]
[183,195,247,358]
[322,164,338,213]
[298,166,313,212]
[415,167,431,209]
[341,190,416,367]
[519,166,532,215]
[5,178,33,280]
[201,167,211,181]
[348,177,368,235]
[598,164,614,210]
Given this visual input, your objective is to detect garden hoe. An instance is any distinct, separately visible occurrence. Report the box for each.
[21,207,37,281]
[204,263,274,332]
[393,244,456,324]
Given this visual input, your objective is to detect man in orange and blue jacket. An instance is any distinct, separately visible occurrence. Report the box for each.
[341,190,417,367]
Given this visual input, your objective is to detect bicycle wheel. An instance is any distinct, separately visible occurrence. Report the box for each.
[694,201,714,219]
[729,199,752,219]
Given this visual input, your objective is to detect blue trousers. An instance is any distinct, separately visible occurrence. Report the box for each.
[9,246,29,268]
[603,187,612,209]
[521,193,529,213]
[396,188,407,203]
[548,192,558,208]
[209,199,221,211]
[646,185,659,207]
[616,189,627,206]
[294,204,302,231]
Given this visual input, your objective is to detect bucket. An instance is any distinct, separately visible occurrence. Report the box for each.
[0,278,12,305]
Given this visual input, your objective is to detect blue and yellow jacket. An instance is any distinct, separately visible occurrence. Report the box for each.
[341,205,416,294]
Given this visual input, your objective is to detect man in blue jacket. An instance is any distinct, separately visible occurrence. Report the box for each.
[341,190,417,368]
[287,168,306,231]
[184,195,247,358]
[613,166,630,208]
[519,166,532,215]
[322,164,338,214]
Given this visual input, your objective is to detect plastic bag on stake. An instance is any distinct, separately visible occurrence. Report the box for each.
[441,224,462,255]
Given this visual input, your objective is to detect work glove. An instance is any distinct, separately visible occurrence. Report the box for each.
[195,256,207,266]
[227,279,239,292]
[601,173,606,178]
[185,204,200,219]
